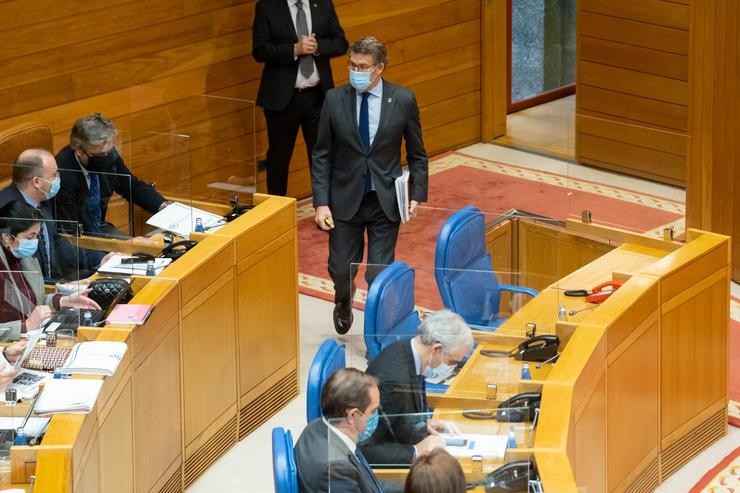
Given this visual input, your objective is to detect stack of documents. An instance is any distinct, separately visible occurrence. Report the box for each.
[97,255,171,275]
[395,167,411,223]
[146,202,224,237]
[33,379,103,416]
[59,341,128,376]
[442,433,508,458]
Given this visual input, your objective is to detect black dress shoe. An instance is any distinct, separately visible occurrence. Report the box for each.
[333,303,353,335]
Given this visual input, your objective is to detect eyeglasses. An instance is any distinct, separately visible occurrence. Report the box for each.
[35,171,60,182]
[347,61,377,72]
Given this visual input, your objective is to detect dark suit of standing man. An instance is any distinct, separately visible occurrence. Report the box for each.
[312,36,428,334]
[252,0,348,196]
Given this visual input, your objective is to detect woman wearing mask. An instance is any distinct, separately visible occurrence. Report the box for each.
[0,201,100,340]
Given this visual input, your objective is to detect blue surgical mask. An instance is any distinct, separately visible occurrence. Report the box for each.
[11,238,38,259]
[356,410,379,443]
[39,176,61,200]
[349,69,372,92]
[423,351,455,381]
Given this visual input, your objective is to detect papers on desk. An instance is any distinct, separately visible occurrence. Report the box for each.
[106,304,153,325]
[33,379,103,416]
[0,417,50,437]
[59,341,127,376]
[97,255,171,275]
[146,202,224,238]
[395,167,411,223]
[442,433,508,458]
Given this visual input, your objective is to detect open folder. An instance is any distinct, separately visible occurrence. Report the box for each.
[395,167,411,223]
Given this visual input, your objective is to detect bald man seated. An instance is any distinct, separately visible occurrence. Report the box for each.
[0,149,114,282]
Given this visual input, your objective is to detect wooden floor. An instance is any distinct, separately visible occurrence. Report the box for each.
[493,95,576,160]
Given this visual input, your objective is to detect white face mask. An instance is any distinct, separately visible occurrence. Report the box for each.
[422,350,454,381]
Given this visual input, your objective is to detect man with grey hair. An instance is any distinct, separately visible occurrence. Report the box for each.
[312,35,428,334]
[53,113,167,236]
[0,149,113,281]
[359,310,473,466]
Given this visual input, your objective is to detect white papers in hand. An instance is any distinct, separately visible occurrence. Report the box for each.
[146,202,224,238]
[33,379,103,416]
[395,167,411,223]
[442,433,508,458]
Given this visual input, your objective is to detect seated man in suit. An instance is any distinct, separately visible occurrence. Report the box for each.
[53,113,167,237]
[359,310,474,466]
[0,149,114,281]
[294,367,403,493]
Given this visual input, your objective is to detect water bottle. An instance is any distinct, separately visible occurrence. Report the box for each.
[194,217,204,233]
[507,426,518,449]
[521,363,531,380]
[53,367,63,379]
[557,305,568,321]
[82,311,93,326]
[14,427,27,446]
[145,260,156,277]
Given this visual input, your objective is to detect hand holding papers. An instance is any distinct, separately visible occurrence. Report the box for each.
[146,202,224,238]
[395,167,411,223]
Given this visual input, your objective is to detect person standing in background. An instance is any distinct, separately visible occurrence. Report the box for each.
[252,0,348,196]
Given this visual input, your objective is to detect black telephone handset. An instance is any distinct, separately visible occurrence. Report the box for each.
[496,392,542,422]
[224,204,253,222]
[161,240,197,261]
[480,460,535,492]
[513,334,560,362]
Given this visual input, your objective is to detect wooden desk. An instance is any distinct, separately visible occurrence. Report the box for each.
[438,226,730,492]
[9,193,299,492]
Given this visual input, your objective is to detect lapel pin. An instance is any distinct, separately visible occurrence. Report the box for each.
[387,97,392,103]
[313,2,317,7]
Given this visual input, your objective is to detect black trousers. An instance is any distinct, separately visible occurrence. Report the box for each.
[328,192,401,306]
[263,87,323,196]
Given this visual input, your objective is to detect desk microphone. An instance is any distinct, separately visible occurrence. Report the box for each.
[535,353,560,369]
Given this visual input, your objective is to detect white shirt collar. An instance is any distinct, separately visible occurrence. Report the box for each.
[358,78,383,99]
[410,338,422,375]
[323,417,357,452]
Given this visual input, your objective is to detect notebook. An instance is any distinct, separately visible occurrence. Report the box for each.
[33,379,103,416]
[105,304,153,325]
[59,341,127,376]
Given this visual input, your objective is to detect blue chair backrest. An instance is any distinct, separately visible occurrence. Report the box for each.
[306,339,346,422]
[435,206,502,325]
[272,427,298,493]
[364,261,421,360]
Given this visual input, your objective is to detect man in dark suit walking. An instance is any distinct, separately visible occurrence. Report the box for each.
[252,0,348,196]
[294,367,402,493]
[359,310,473,466]
[312,36,429,334]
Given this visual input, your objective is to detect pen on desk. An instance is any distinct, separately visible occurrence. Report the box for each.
[204,221,225,231]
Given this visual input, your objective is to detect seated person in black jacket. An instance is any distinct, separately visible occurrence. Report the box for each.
[53,113,167,237]
[0,149,115,282]
[360,310,474,466]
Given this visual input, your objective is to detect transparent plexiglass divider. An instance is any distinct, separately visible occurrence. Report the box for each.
[323,409,539,491]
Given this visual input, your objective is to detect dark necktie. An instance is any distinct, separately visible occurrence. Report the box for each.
[295,0,314,78]
[354,449,383,493]
[87,173,103,233]
[417,375,427,413]
[35,211,51,279]
[360,92,372,194]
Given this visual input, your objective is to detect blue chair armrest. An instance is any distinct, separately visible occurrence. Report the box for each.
[500,284,539,298]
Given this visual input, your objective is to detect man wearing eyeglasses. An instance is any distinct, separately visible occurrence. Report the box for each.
[0,149,113,282]
[53,113,167,237]
[358,310,473,466]
[252,0,348,196]
[312,36,429,335]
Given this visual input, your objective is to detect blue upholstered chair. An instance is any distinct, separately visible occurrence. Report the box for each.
[434,206,538,331]
[306,339,346,422]
[271,427,298,493]
[364,261,421,361]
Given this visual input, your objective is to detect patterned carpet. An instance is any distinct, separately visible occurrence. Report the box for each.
[690,446,740,492]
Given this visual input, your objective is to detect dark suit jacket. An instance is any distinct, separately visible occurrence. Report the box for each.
[0,185,106,281]
[252,0,348,111]
[311,81,429,222]
[53,145,165,234]
[295,418,398,493]
[360,340,429,466]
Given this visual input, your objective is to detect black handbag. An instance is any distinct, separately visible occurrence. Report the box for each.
[88,278,134,310]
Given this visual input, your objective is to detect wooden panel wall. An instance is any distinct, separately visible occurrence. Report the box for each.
[576,0,690,185]
[687,0,740,282]
[0,0,482,201]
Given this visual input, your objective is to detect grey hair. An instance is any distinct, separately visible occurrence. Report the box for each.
[417,310,473,352]
[70,113,117,148]
[349,36,389,66]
